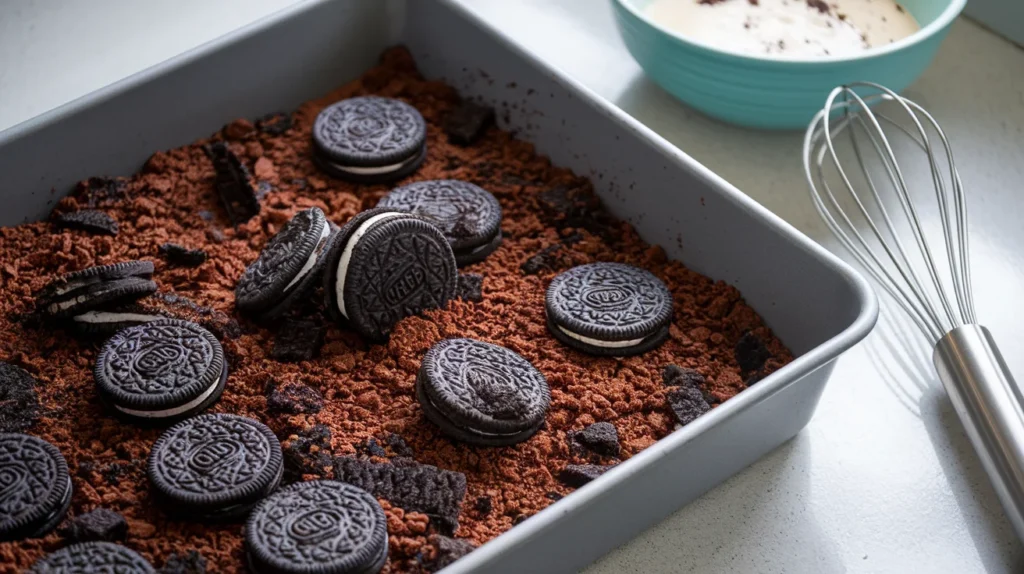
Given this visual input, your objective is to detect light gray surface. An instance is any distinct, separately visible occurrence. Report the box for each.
[1,1,1023,573]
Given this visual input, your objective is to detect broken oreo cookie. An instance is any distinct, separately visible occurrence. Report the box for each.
[148,414,283,519]
[236,207,334,321]
[444,100,495,146]
[546,262,673,356]
[35,260,156,319]
[53,210,119,236]
[0,433,72,541]
[246,480,388,574]
[312,96,427,184]
[377,180,503,266]
[94,319,226,422]
[0,362,40,432]
[29,541,155,573]
[416,338,550,446]
[322,208,457,343]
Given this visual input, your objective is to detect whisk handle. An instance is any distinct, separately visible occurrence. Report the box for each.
[934,324,1024,541]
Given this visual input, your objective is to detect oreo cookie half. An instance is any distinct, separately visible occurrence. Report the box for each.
[377,180,503,266]
[546,263,673,356]
[148,414,283,520]
[322,208,457,343]
[236,207,334,321]
[94,319,226,423]
[29,541,155,573]
[416,338,550,446]
[35,261,156,319]
[312,96,427,184]
[0,433,73,541]
[245,480,388,574]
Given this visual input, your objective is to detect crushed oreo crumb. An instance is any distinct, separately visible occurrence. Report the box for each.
[558,464,614,488]
[356,437,388,458]
[456,273,483,302]
[569,422,620,458]
[256,112,293,136]
[473,496,493,516]
[158,243,208,267]
[668,385,711,426]
[807,0,830,14]
[662,365,706,388]
[334,456,467,535]
[444,100,495,146]
[53,210,119,236]
[75,177,127,208]
[204,141,260,226]
[735,332,772,373]
[57,508,128,543]
[428,535,477,570]
[521,244,564,275]
[385,433,414,457]
[282,425,333,482]
[0,362,39,433]
[158,550,207,574]
[270,319,326,362]
[266,382,324,415]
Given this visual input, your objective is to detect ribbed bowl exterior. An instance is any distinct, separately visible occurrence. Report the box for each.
[612,0,963,129]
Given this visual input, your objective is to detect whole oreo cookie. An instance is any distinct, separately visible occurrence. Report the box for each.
[377,180,503,266]
[35,261,156,319]
[322,208,457,343]
[245,480,388,574]
[546,263,673,356]
[147,414,283,519]
[312,96,427,184]
[416,338,550,446]
[29,541,155,573]
[94,319,226,423]
[236,207,334,321]
[0,433,72,541]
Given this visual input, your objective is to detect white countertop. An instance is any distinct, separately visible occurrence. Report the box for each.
[3,1,1024,572]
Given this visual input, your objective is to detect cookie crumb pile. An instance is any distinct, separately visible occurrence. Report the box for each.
[0,47,790,573]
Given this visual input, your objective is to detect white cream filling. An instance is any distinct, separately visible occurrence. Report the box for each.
[48,292,100,314]
[48,278,95,297]
[334,212,404,319]
[557,325,645,349]
[73,311,164,324]
[326,153,420,176]
[114,371,223,419]
[283,223,332,292]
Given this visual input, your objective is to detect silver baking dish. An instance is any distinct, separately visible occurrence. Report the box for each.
[0,1,877,572]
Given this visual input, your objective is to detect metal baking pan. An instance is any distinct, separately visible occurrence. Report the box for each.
[0,0,878,572]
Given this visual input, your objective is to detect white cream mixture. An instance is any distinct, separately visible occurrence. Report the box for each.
[645,0,920,58]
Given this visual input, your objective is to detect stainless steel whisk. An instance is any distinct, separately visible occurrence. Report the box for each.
[803,82,1024,541]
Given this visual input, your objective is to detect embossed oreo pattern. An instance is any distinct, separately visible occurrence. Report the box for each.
[148,414,281,507]
[0,434,67,535]
[345,218,457,342]
[246,480,386,573]
[377,180,501,250]
[313,97,425,165]
[236,207,325,311]
[422,339,550,433]
[96,320,223,408]
[30,541,155,573]
[546,263,673,340]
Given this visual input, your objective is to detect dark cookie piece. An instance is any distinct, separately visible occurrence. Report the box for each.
[428,535,477,570]
[456,273,483,302]
[94,319,226,422]
[546,262,673,356]
[29,541,155,573]
[0,433,72,541]
[159,550,207,574]
[473,496,492,516]
[159,243,208,267]
[569,422,620,458]
[521,244,566,276]
[417,338,550,447]
[333,456,467,535]
[282,425,333,482]
[270,319,326,362]
[246,480,388,574]
[444,100,495,146]
[205,141,260,225]
[668,385,711,426]
[0,362,40,432]
[266,382,324,415]
[312,96,427,184]
[58,508,128,543]
[736,332,772,373]
[35,260,154,315]
[323,208,458,343]
[236,207,333,321]
[558,464,615,488]
[148,414,283,519]
[74,176,127,208]
[256,112,293,136]
[53,210,119,236]
[662,365,706,388]
[356,438,387,458]
[377,180,503,266]
[385,433,413,458]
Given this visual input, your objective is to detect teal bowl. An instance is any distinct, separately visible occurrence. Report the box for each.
[612,0,965,129]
